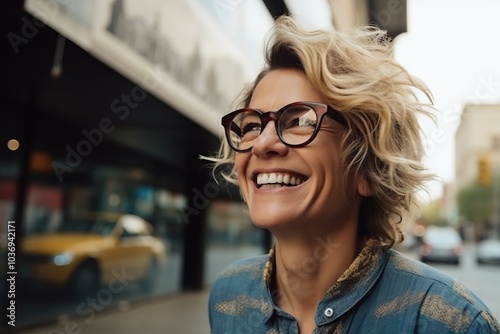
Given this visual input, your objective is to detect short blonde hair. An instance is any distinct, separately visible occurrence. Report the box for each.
[206,16,436,249]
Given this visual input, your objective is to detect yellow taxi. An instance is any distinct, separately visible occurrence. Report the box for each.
[20,213,167,299]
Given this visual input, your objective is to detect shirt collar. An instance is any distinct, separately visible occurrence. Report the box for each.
[260,238,388,324]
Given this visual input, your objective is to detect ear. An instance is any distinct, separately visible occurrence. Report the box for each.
[357,176,374,197]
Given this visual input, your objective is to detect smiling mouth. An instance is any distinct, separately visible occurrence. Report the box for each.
[255,172,306,188]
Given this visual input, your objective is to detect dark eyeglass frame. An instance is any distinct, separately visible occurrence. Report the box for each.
[221,101,347,153]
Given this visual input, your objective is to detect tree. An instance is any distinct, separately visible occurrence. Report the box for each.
[420,199,446,226]
[457,183,493,223]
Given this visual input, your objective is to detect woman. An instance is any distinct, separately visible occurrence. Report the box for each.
[206,16,500,333]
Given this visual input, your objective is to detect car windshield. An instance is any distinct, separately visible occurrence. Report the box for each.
[425,228,461,246]
[481,241,500,251]
[57,218,116,236]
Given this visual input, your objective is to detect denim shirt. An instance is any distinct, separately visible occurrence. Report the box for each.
[209,239,500,333]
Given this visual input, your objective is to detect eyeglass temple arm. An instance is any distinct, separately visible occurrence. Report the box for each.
[328,109,348,128]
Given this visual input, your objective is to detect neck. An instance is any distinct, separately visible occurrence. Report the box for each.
[271,226,362,320]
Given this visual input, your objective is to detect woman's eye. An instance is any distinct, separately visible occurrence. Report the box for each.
[241,122,261,136]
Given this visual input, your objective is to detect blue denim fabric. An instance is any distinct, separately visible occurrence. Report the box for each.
[209,241,500,333]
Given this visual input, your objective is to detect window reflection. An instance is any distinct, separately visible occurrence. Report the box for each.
[205,200,266,285]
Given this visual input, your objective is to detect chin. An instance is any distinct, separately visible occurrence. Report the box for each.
[249,213,300,231]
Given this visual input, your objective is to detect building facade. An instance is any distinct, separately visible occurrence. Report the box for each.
[455,104,500,191]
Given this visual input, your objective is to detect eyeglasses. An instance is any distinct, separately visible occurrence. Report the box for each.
[221,101,347,153]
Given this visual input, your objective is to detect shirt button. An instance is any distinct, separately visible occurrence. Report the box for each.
[324,308,334,318]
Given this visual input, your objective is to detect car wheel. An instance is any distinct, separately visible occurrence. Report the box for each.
[140,260,158,294]
[71,261,100,301]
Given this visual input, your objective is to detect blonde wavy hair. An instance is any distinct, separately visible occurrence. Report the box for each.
[205,16,436,249]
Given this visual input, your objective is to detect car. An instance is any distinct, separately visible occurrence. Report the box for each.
[20,213,167,300]
[476,239,500,265]
[419,226,463,265]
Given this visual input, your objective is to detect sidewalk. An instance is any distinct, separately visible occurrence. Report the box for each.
[21,289,211,334]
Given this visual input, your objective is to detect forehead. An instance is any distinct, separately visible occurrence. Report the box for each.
[249,69,323,111]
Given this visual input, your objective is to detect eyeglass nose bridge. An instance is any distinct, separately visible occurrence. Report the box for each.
[258,111,282,135]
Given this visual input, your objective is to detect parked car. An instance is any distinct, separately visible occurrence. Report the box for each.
[419,226,463,265]
[476,239,500,265]
[20,213,167,299]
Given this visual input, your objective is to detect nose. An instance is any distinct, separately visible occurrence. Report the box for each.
[251,121,288,157]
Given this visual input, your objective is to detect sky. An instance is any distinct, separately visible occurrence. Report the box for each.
[394,0,500,200]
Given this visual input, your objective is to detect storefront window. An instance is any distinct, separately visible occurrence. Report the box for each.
[204,199,266,285]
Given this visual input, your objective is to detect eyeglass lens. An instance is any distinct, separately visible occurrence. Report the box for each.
[228,104,318,151]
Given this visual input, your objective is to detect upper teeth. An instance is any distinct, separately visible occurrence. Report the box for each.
[256,173,304,186]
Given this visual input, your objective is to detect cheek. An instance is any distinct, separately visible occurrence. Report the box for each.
[234,154,250,202]
[317,149,349,194]
[234,154,248,180]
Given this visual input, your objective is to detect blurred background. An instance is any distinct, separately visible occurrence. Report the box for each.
[1,0,499,333]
